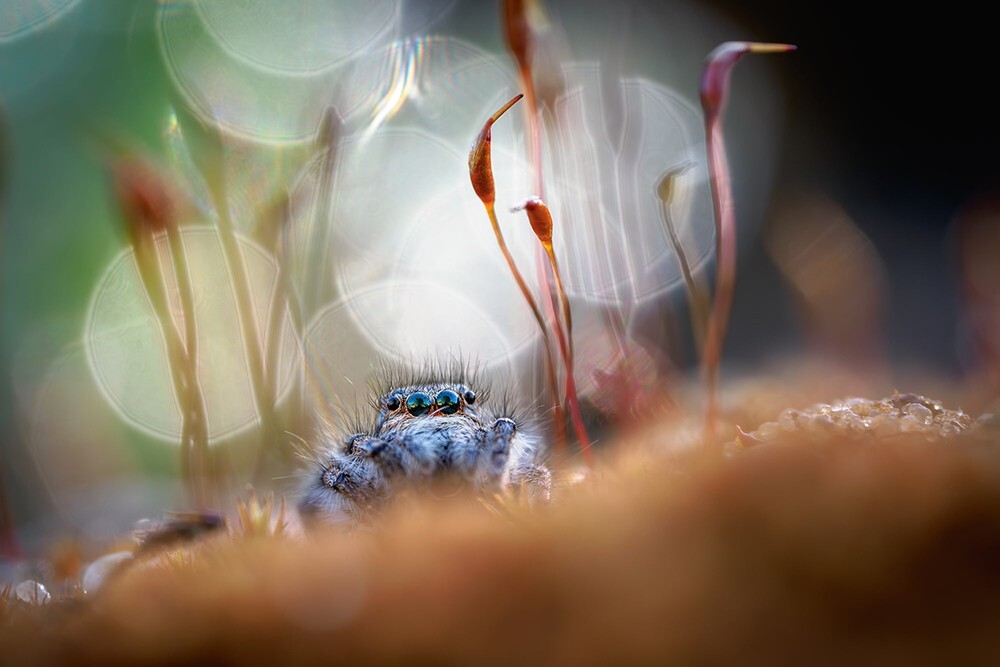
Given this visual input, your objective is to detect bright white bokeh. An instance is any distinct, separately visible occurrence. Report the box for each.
[303,284,515,426]
[158,1,369,145]
[193,0,400,74]
[282,55,713,375]
[140,17,730,434]
[542,64,714,306]
[0,0,81,43]
[286,122,540,362]
[339,36,521,141]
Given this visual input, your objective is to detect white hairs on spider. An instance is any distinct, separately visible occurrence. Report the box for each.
[297,358,551,525]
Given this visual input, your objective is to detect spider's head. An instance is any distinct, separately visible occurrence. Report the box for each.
[376,383,481,431]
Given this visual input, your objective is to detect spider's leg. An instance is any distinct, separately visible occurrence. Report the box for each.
[351,435,406,474]
[506,461,552,504]
[297,450,386,525]
[484,417,517,474]
[471,416,518,491]
[352,433,436,478]
[488,417,552,503]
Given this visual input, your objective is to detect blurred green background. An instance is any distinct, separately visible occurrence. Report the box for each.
[2,2,181,550]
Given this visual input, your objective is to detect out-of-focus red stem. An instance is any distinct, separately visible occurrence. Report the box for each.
[701,118,733,435]
[522,74,544,197]
[0,462,21,559]
[700,41,795,442]
[502,0,543,195]
[546,257,591,461]
[502,1,592,459]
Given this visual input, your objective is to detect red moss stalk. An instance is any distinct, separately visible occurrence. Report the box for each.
[700,41,795,441]
[0,463,21,558]
[469,94,576,458]
[512,196,591,458]
[502,2,582,454]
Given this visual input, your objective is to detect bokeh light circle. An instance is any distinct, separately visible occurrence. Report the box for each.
[158,0,363,145]
[304,282,517,423]
[193,0,400,74]
[0,0,81,43]
[541,65,715,306]
[84,227,298,443]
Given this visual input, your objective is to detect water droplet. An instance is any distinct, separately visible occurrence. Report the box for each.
[902,402,933,425]
[900,414,929,432]
[843,397,873,416]
[813,414,835,429]
[14,579,50,605]
[82,551,133,595]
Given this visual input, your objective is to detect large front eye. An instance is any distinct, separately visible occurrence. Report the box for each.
[435,389,460,414]
[405,391,432,416]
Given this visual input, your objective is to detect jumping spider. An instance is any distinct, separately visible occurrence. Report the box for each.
[298,374,551,525]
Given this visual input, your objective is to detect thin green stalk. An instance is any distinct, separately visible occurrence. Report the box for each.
[133,231,208,506]
[109,152,212,506]
[204,171,280,484]
[302,108,341,317]
[257,197,305,478]
[164,224,211,503]
[173,105,285,481]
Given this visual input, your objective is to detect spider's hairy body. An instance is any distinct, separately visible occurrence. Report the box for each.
[298,367,551,525]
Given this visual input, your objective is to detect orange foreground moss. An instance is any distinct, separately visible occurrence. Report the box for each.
[4,416,1000,665]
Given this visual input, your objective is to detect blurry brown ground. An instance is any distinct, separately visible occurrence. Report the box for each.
[3,375,1000,666]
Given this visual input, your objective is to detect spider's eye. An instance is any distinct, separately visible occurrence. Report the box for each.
[463,389,476,405]
[435,389,460,414]
[405,391,432,416]
[385,394,401,411]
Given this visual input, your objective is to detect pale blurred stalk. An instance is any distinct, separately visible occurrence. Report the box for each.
[657,163,709,359]
[112,157,212,507]
[180,112,283,485]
